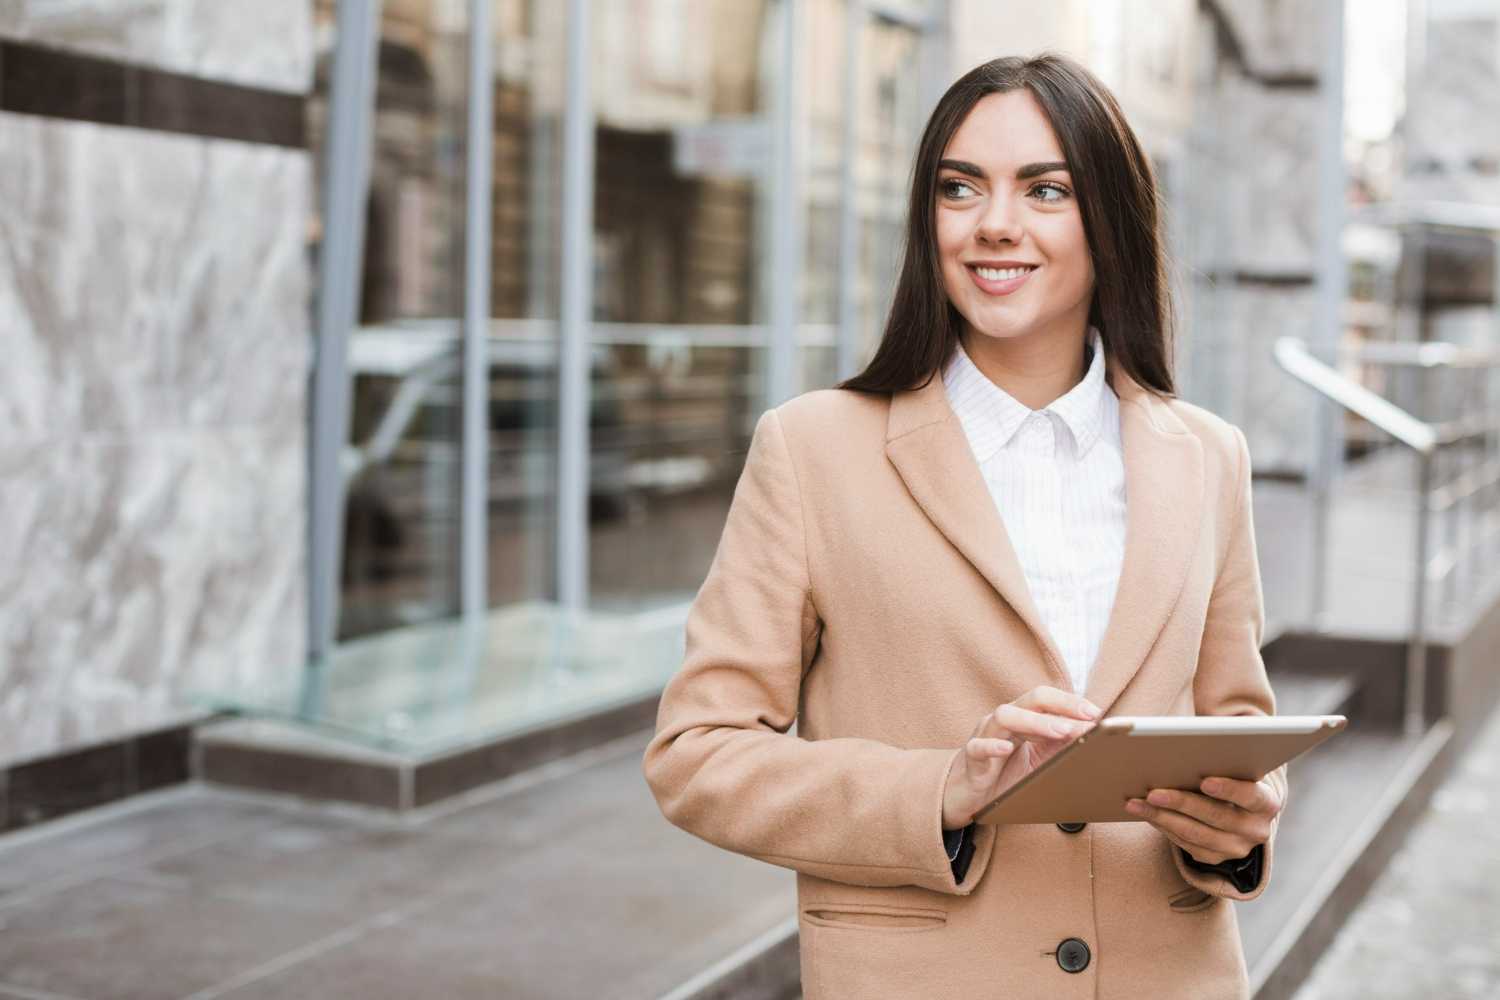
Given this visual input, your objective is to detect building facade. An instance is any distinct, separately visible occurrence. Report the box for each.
[0,0,1374,784]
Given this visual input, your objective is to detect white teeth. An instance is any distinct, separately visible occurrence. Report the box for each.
[975,266,1033,281]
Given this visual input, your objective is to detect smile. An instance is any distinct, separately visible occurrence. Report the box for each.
[964,262,1039,295]
[972,265,1036,281]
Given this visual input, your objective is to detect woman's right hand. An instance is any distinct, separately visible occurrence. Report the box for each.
[942,686,1102,830]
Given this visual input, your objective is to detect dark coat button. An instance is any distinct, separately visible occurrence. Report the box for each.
[1057,822,1087,834]
[1057,938,1091,973]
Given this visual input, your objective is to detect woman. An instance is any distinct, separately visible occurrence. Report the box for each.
[644,54,1283,999]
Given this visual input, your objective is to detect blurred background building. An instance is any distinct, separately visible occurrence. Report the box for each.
[5,1,1500,997]
[5,0,1417,772]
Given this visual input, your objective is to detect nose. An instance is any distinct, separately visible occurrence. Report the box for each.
[974,194,1023,246]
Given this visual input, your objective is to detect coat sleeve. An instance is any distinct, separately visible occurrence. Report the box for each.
[643,409,979,895]
[1172,424,1286,901]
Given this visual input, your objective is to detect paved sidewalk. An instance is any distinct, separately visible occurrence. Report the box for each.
[1293,709,1500,1000]
[0,732,794,1000]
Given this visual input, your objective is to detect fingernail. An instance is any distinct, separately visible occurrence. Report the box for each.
[993,739,1014,755]
[1202,779,1221,794]
[1050,720,1073,737]
[1126,800,1145,815]
[1147,791,1170,806]
[1081,702,1102,719]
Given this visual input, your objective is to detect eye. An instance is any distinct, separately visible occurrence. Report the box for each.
[1030,181,1071,203]
[939,178,977,199]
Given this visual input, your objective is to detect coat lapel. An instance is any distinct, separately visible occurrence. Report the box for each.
[1084,373,1205,713]
[885,379,1072,690]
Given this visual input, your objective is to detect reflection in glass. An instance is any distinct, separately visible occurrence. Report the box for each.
[587,0,774,612]
[848,15,925,375]
[486,0,566,608]
[339,0,470,640]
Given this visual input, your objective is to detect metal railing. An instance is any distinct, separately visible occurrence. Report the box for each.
[1275,337,1500,734]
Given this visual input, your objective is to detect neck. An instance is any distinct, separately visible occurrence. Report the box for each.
[960,322,1091,411]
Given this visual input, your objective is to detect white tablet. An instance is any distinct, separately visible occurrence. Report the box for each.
[974,715,1347,825]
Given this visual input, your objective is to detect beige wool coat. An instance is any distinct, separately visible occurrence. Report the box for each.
[644,361,1284,999]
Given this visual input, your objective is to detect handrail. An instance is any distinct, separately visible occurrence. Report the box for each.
[1342,341,1500,369]
[1274,336,1434,735]
[1273,338,1438,454]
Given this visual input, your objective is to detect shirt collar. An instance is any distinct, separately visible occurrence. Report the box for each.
[942,330,1112,464]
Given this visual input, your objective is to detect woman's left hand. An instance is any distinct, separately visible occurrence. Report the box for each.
[1126,776,1283,865]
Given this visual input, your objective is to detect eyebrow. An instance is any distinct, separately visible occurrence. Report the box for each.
[1016,160,1070,179]
[937,159,1070,180]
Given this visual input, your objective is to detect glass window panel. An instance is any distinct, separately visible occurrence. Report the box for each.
[801,0,848,392]
[587,0,776,612]
[486,0,566,608]
[338,0,470,640]
[851,16,924,370]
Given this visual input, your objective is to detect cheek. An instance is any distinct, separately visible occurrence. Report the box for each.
[935,208,973,289]
[1042,216,1095,297]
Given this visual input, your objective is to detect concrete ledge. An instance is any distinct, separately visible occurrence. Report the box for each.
[197,692,662,810]
[654,917,800,1000]
[1250,719,1458,1000]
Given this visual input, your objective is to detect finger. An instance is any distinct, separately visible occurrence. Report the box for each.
[1145,788,1242,832]
[1200,777,1273,813]
[990,704,1094,743]
[1126,799,1254,859]
[964,737,1015,764]
[1012,686,1102,721]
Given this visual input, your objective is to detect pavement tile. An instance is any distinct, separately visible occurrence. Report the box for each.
[0,876,358,1000]
[0,794,275,876]
[185,750,793,1000]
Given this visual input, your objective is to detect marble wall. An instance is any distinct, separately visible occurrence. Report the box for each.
[0,0,312,91]
[0,2,313,761]
[1403,14,1500,207]
[1176,0,1326,475]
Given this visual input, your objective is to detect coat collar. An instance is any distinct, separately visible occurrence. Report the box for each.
[885,356,1203,710]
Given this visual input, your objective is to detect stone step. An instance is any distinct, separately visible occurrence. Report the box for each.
[1242,720,1456,1000]
[196,692,659,810]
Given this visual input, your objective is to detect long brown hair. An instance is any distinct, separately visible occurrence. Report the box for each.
[840,54,1175,395]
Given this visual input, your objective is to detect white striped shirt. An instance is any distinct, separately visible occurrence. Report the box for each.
[942,334,1126,693]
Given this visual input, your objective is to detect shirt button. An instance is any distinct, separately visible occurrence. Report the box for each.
[1058,587,1075,603]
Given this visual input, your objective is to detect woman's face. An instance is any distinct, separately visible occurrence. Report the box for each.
[936,90,1095,350]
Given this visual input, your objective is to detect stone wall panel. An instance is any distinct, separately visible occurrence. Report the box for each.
[0,424,304,760]
[0,0,313,93]
[0,114,310,442]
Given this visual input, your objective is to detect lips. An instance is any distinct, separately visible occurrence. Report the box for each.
[965,261,1038,295]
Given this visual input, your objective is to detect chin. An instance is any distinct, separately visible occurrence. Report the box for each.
[965,312,1044,342]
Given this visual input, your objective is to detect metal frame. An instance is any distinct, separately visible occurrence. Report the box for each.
[1275,337,1437,735]
[556,0,597,611]
[312,0,946,640]
[307,0,384,660]
[461,0,495,618]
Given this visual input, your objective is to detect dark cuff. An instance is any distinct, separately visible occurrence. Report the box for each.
[943,824,977,883]
[1182,843,1264,894]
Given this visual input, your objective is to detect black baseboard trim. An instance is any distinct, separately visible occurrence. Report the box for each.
[0,720,201,831]
[0,38,306,147]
